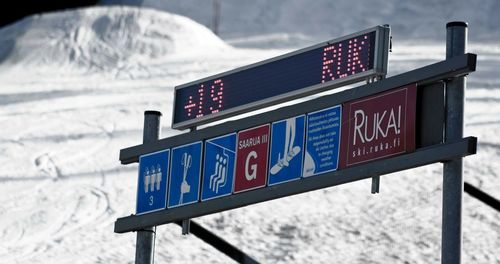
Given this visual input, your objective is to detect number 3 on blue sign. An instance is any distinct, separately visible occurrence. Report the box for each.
[136,150,170,215]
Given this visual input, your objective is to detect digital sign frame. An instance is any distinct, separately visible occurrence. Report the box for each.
[172,25,391,130]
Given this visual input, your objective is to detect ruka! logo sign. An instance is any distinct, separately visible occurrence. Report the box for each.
[339,84,417,167]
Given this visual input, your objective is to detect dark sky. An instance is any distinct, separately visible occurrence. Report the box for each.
[0,1,99,27]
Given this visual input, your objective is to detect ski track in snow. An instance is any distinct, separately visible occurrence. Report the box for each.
[0,6,499,264]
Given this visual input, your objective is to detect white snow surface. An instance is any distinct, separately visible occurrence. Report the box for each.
[104,0,500,43]
[0,5,499,264]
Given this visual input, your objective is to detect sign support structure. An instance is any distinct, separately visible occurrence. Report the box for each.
[442,21,467,264]
[114,23,479,263]
[136,111,162,264]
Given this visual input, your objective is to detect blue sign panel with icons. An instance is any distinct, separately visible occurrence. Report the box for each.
[268,115,305,185]
[168,142,203,208]
[136,150,170,215]
[303,105,342,177]
[201,133,237,201]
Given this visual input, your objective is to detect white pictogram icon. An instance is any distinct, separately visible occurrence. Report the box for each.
[144,167,150,193]
[144,164,162,193]
[179,153,192,205]
[150,166,156,192]
[270,118,301,175]
[155,164,162,191]
[209,151,229,193]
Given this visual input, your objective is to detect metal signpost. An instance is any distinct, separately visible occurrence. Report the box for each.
[442,21,468,264]
[117,24,477,264]
[135,111,162,264]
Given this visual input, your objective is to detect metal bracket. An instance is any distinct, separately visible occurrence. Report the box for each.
[371,176,380,194]
[181,219,190,235]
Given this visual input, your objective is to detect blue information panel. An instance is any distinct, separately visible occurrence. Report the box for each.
[268,115,305,185]
[303,105,342,177]
[136,150,170,215]
[201,133,237,201]
[168,142,202,208]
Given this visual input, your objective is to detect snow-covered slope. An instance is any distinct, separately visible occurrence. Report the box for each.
[0,5,499,264]
[0,6,230,80]
[103,0,500,43]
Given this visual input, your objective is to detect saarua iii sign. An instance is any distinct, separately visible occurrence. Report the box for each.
[339,84,417,168]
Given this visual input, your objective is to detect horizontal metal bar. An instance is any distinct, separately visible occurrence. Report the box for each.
[464,182,500,212]
[174,220,260,264]
[120,53,476,165]
[115,137,477,233]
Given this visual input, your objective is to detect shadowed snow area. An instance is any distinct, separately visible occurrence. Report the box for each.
[0,6,230,81]
[0,4,499,264]
[134,0,500,43]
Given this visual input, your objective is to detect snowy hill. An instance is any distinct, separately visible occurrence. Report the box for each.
[0,6,229,79]
[103,0,500,44]
[0,4,499,264]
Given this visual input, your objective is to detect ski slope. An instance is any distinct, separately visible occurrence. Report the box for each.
[104,0,500,43]
[0,5,499,264]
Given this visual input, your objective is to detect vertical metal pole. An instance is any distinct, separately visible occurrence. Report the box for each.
[442,21,467,264]
[136,110,162,264]
[212,0,221,35]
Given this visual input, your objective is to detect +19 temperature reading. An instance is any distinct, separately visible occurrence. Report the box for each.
[184,79,224,118]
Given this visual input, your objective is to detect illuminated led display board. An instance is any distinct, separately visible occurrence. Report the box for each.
[172,25,391,129]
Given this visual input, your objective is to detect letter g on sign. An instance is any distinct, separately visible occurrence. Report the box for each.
[245,151,258,181]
